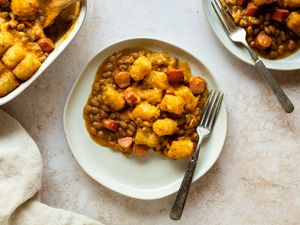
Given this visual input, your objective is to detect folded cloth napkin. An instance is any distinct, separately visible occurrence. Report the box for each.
[0,109,103,225]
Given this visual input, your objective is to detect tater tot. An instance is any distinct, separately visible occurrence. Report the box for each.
[139,89,163,105]
[2,43,27,69]
[131,102,160,121]
[153,118,178,136]
[0,31,14,57]
[159,94,185,115]
[13,53,41,80]
[135,128,160,148]
[11,0,40,18]
[145,71,169,90]
[287,12,300,36]
[130,56,152,81]
[102,85,125,111]
[166,138,194,159]
[175,86,199,111]
[0,71,19,97]
[0,61,7,74]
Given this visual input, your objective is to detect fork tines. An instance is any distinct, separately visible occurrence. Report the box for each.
[211,0,236,34]
[200,90,223,130]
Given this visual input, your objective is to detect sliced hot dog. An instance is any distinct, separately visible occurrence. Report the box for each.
[118,137,133,150]
[124,91,140,106]
[101,119,120,132]
[272,8,289,22]
[254,32,272,49]
[244,3,260,16]
[167,69,184,83]
[189,76,206,95]
[114,71,131,88]
[0,0,10,7]
[132,144,149,157]
[238,0,248,5]
[37,38,55,52]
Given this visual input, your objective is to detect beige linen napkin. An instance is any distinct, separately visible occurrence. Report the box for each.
[0,109,104,225]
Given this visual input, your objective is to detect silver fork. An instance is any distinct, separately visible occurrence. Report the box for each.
[211,0,294,113]
[170,90,223,221]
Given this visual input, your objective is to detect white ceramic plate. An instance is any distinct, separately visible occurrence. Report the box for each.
[203,0,300,71]
[63,38,227,200]
[0,1,87,106]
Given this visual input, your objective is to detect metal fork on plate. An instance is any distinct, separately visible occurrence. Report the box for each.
[211,0,294,113]
[170,90,223,220]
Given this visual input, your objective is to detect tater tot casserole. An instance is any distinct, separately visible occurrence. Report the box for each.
[0,0,80,97]
[84,48,209,159]
[223,0,300,59]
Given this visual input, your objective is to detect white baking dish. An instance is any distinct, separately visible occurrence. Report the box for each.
[0,1,87,106]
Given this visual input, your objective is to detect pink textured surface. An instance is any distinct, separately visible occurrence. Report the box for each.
[2,0,300,224]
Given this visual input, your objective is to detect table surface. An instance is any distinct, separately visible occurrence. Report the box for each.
[3,0,300,224]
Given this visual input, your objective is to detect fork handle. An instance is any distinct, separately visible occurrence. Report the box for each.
[254,60,294,113]
[170,142,201,220]
[245,46,294,113]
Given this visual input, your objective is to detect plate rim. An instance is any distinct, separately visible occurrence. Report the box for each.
[63,37,228,200]
[202,0,300,71]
